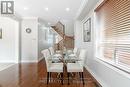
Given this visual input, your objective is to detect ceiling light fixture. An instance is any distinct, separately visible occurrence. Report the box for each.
[45,7,49,11]
[48,22,51,25]
[66,8,70,11]
[23,7,29,10]
[58,17,61,21]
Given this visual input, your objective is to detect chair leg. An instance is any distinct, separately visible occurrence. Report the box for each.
[50,72,51,83]
[61,73,63,85]
[81,72,84,85]
[79,72,81,81]
[67,73,70,85]
[47,72,49,84]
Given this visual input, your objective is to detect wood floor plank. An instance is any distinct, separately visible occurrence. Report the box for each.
[0,60,100,87]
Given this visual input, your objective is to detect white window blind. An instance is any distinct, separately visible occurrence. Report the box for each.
[95,0,130,72]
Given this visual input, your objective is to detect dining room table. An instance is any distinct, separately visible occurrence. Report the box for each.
[48,50,82,64]
[47,50,82,79]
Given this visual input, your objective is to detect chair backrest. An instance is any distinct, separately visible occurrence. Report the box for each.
[49,47,55,55]
[78,49,87,65]
[73,48,78,54]
[41,49,50,58]
[43,49,52,71]
[73,48,80,56]
[45,58,51,71]
[41,49,46,58]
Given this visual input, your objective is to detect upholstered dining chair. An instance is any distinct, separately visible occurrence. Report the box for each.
[68,47,80,58]
[77,49,87,66]
[41,49,50,59]
[73,48,78,54]
[67,49,87,85]
[43,49,64,85]
[48,47,55,55]
[48,47,62,62]
[49,47,62,57]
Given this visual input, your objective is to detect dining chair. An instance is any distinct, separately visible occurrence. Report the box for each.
[48,47,62,62]
[44,49,64,85]
[41,49,50,59]
[67,49,87,85]
[73,48,78,54]
[68,47,80,58]
[77,49,87,66]
[49,47,62,56]
[48,47,55,55]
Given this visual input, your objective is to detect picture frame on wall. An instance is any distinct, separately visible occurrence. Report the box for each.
[83,18,91,42]
[0,28,2,39]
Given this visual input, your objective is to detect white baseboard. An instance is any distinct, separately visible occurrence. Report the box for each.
[85,65,108,87]
[21,60,38,63]
[0,60,16,63]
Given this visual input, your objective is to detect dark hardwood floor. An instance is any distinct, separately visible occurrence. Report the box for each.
[0,60,99,87]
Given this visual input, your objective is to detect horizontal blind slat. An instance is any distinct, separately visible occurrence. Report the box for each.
[96,0,130,68]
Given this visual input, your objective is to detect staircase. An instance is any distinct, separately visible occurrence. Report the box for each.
[52,21,74,50]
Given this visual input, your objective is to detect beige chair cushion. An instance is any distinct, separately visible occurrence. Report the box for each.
[67,63,83,72]
[48,63,63,72]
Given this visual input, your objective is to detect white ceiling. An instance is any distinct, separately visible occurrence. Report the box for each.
[76,0,99,20]
[14,0,84,24]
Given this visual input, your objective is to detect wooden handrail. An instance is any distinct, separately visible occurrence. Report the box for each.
[52,21,74,50]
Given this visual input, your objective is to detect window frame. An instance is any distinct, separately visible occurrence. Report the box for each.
[94,0,130,74]
[95,30,130,74]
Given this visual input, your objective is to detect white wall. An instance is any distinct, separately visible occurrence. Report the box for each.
[21,18,54,62]
[0,17,19,63]
[21,18,38,62]
[74,1,130,87]
[38,25,54,61]
[38,25,45,60]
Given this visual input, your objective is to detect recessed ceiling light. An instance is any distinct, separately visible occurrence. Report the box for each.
[48,22,51,25]
[23,7,29,10]
[58,17,61,20]
[66,8,70,11]
[45,7,49,11]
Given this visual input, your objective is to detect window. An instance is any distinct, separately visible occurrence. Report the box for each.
[95,0,130,73]
[46,29,54,44]
[47,35,53,44]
